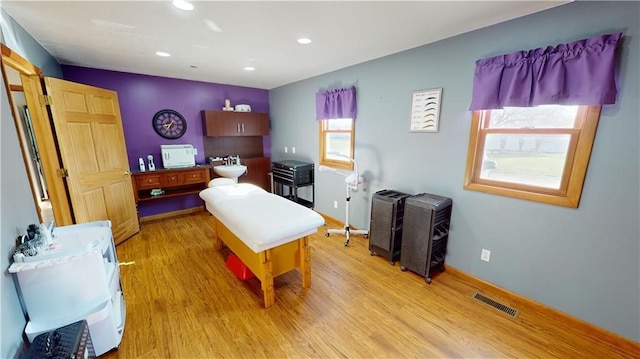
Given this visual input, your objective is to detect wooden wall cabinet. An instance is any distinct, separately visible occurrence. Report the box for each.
[201,110,270,191]
[132,166,211,202]
[202,110,269,137]
[239,157,271,190]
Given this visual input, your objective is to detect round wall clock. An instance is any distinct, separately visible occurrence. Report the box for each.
[152,109,187,139]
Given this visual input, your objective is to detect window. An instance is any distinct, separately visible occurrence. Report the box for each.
[463,105,602,208]
[319,118,354,170]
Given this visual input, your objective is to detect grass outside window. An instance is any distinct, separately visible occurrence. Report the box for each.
[464,105,602,207]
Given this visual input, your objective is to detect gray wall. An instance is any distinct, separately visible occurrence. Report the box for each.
[269,1,639,341]
[1,1,638,351]
[0,9,63,359]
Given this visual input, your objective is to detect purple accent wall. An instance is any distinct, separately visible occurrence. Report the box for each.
[62,65,270,217]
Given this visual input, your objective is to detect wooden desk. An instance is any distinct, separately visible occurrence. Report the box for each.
[131,166,211,203]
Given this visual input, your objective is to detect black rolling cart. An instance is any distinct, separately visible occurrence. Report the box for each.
[399,193,452,284]
[368,189,411,265]
[272,160,314,208]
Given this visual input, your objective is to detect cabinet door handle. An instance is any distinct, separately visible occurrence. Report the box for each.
[237,123,241,132]
[241,123,245,132]
[124,170,130,176]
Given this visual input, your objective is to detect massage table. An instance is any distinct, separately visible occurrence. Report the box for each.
[199,182,324,307]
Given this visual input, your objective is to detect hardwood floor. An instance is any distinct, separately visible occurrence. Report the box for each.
[104,211,638,358]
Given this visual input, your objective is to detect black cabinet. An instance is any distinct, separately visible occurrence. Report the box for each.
[368,190,411,265]
[272,160,314,208]
[400,193,452,284]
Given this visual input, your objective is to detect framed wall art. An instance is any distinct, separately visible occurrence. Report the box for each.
[410,88,442,133]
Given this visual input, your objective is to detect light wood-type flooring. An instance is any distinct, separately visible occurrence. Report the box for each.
[103,211,638,358]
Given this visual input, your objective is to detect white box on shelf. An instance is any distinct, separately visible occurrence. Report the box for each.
[161,144,196,169]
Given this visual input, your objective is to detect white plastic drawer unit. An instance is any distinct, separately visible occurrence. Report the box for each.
[8,220,125,356]
[9,221,118,318]
[10,249,111,322]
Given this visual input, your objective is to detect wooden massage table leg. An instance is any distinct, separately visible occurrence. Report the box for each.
[300,236,311,288]
[260,250,275,308]
[214,235,224,250]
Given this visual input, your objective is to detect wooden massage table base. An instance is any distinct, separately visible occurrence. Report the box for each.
[213,216,311,308]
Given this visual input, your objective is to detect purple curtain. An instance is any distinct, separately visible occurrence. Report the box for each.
[316,86,357,120]
[469,33,622,110]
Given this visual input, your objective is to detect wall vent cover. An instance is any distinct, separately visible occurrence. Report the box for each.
[472,292,519,318]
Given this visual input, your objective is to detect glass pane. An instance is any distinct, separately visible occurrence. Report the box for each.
[326,118,352,131]
[488,105,579,129]
[480,133,571,189]
[325,132,351,160]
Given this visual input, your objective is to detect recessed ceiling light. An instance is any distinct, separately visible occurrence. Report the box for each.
[297,38,312,45]
[156,51,171,57]
[172,0,194,11]
[244,66,255,71]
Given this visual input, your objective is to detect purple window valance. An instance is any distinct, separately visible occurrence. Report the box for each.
[316,86,357,120]
[469,33,622,111]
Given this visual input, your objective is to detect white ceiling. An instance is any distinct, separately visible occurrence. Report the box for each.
[2,1,569,90]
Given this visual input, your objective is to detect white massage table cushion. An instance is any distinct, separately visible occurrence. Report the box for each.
[208,178,236,187]
[200,183,324,252]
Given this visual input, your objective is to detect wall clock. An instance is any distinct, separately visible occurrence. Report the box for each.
[152,109,187,139]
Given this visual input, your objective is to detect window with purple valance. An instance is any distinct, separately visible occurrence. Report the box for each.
[469,33,622,110]
[316,86,357,120]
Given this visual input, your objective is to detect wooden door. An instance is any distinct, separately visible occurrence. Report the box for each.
[45,78,139,243]
[239,112,269,136]
[202,110,239,136]
[19,73,74,226]
[2,43,74,226]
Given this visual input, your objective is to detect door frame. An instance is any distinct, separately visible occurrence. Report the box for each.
[1,44,74,225]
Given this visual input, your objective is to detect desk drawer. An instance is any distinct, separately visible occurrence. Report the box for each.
[182,169,206,184]
[135,174,161,189]
[165,174,180,186]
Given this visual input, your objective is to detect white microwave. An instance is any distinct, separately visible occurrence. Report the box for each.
[161,144,196,169]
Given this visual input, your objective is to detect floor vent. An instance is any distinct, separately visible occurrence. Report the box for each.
[472,292,519,318]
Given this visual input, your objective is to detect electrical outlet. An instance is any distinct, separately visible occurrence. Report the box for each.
[481,249,491,262]
[333,200,338,208]
[285,146,288,153]
[292,147,296,154]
